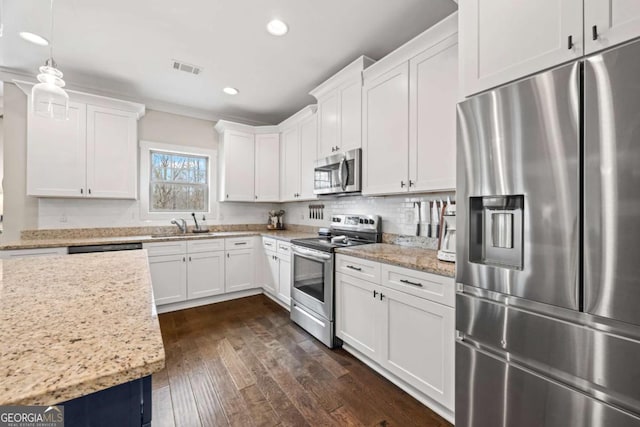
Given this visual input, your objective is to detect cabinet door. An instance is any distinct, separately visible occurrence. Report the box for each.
[187,251,225,299]
[263,250,279,295]
[148,254,187,305]
[338,78,363,153]
[86,106,138,199]
[585,0,640,54]
[409,38,458,193]
[278,258,291,306]
[255,133,280,202]
[225,249,255,292]
[362,62,410,195]
[459,0,583,97]
[380,286,455,410]
[280,126,300,201]
[335,272,382,360]
[317,92,339,158]
[223,130,255,201]
[27,101,87,197]
[298,113,318,200]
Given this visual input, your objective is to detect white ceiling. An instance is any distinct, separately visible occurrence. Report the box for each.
[1,0,457,124]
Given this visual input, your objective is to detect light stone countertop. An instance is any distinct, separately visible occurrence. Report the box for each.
[0,230,317,251]
[0,250,165,405]
[335,243,456,278]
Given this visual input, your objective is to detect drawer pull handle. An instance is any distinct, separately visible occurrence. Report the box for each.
[373,290,378,298]
[400,279,423,287]
[265,243,272,246]
[234,242,248,246]
[347,265,362,271]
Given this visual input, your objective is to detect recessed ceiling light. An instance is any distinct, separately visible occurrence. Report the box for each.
[19,31,50,46]
[266,19,288,36]
[223,87,239,95]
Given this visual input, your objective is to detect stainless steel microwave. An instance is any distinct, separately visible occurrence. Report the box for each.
[313,148,361,195]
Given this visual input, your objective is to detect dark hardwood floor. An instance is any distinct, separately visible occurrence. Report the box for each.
[152,294,452,427]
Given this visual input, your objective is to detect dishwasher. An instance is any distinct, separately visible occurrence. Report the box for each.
[67,242,143,254]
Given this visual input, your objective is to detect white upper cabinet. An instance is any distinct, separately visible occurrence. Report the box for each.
[27,101,88,198]
[311,56,375,159]
[86,106,138,199]
[278,105,318,202]
[460,0,583,97]
[254,133,280,202]
[298,113,318,200]
[215,122,256,202]
[362,14,458,196]
[20,83,144,199]
[408,37,458,192]
[281,125,301,202]
[362,62,410,195]
[585,0,640,54]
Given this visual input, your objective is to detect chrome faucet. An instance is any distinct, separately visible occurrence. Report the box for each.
[171,218,187,234]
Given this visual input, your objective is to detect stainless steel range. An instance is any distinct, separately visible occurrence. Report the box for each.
[290,214,381,348]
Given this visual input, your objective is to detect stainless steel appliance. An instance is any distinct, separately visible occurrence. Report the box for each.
[437,203,456,262]
[290,214,381,348]
[314,148,361,195]
[456,39,640,426]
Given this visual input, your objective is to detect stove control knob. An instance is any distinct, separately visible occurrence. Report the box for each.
[359,219,364,224]
[370,219,375,225]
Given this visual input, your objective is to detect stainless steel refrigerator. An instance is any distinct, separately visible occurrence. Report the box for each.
[456,39,640,426]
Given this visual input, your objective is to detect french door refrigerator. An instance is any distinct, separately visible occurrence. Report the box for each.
[456,38,640,427]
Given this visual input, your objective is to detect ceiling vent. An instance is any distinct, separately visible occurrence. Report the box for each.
[172,60,202,75]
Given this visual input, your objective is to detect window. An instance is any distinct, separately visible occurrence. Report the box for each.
[139,141,216,219]
[149,151,208,212]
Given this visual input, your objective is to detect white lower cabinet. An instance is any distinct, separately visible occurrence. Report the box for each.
[259,237,292,307]
[187,251,225,299]
[335,272,383,360]
[225,248,255,292]
[335,254,455,418]
[144,238,256,308]
[147,253,188,305]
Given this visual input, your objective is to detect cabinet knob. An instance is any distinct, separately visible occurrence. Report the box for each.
[373,290,378,298]
[226,194,229,198]
[335,146,339,151]
[592,25,599,41]
[255,195,258,200]
[409,180,414,187]
[379,293,385,301]
[80,188,84,194]
[189,256,192,261]
[88,189,92,195]
[567,35,574,50]
[227,253,230,258]
[400,181,406,188]
[182,257,186,262]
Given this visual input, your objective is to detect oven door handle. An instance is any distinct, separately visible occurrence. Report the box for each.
[292,246,332,261]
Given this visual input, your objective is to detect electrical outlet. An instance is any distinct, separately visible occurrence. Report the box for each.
[405,210,415,224]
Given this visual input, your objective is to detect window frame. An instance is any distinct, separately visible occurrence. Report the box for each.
[139,140,217,221]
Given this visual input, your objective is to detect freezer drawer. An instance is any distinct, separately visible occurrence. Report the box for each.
[456,343,640,427]
[584,38,640,328]
[457,293,640,414]
[457,61,580,310]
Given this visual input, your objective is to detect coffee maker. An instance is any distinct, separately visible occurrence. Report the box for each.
[437,203,456,262]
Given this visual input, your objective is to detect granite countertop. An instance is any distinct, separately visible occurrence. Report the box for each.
[0,230,316,250]
[335,243,455,278]
[0,250,165,406]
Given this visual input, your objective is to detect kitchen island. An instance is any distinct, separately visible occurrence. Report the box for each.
[0,250,165,425]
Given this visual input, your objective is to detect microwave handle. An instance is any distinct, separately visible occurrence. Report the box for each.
[339,156,348,191]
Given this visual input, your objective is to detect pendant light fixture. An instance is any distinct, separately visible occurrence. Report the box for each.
[31,0,69,120]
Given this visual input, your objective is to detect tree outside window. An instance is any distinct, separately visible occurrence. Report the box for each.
[149,150,208,212]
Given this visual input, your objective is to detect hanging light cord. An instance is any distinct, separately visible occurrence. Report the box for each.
[48,0,54,64]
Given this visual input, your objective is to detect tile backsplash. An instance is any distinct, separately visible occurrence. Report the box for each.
[282,191,455,237]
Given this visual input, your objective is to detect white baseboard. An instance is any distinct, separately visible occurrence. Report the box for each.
[342,343,455,425]
[262,290,291,311]
[156,288,262,314]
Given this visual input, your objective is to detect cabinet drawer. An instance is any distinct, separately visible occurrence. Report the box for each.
[143,241,187,257]
[262,237,277,251]
[277,241,292,255]
[335,254,381,284]
[0,247,68,259]
[381,264,455,308]
[225,237,254,250]
[187,239,224,253]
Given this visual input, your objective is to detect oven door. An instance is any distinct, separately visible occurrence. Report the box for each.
[291,246,334,320]
[314,148,361,195]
